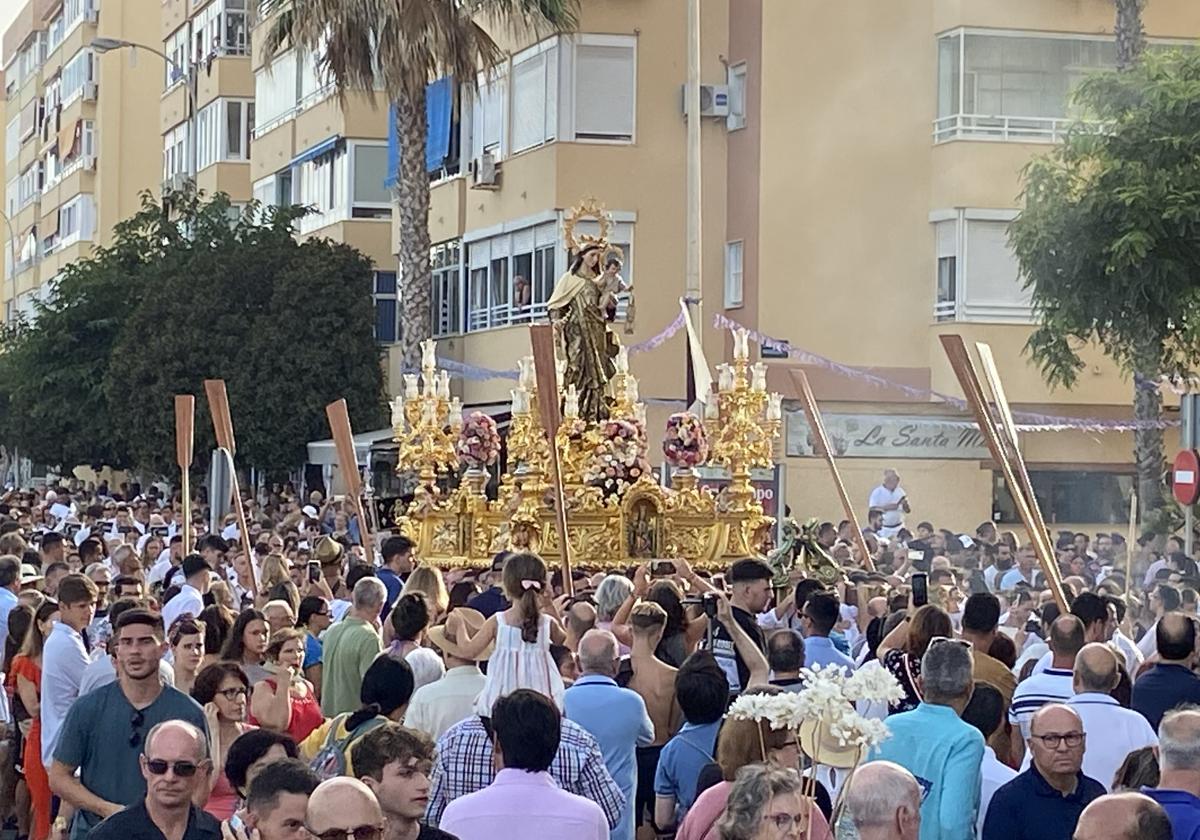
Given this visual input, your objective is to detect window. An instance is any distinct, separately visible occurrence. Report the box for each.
[165,24,191,88]
[724,240,744,308]
[275,169,293,205]
[511,41,558,153]
[935,31,1133,142]
[254,50,299,135]
[63,0,97,32]
[57,194,95,245]
[727,62,747,131]
[572,38,635,142]
[351,143,390,216]
[193,0,247,61]
[48,14,65,53]
[299,44,332,107]
[432,241,463,337]
[930,210,1029,322]
[6,178,18,219]
[18,163,44,208]
[61,49,96,105]
[993,470,1132,525]
[42,148,60,191]
[296,144,347,231]
[470,69,506,161]
[5,117,19,164]
[196,99,254,169]
[163,122,189,181]
[374,270,399,343]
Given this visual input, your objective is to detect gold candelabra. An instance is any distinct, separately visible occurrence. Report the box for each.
[392,339,462,489]
[703,328,784,512]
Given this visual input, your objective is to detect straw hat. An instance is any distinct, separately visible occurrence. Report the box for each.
[428,608,494,661]
[313,536,344,566]
[798,718,865,770]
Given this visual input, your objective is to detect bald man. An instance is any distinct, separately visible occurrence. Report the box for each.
[1074,792,1172,840]
[564,629,653,840]
[1060,644,1156,791]
[983,704,1105,840]
[88,721,218,840]
[306,777,385,840]
[843,761,921,840]
[1133,612,1200,729]
[1009,615,1086,744]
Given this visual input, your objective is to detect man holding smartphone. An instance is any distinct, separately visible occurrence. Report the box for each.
[868,468,910,538]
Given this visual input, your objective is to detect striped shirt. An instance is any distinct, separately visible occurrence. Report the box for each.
[1009,667,1074,738]
[426,714,625,829]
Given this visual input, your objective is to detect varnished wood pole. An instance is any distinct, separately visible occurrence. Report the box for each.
[529,324,573,597]
[203,379,257,599]
[174,395,195,554]
[326,399,374,560]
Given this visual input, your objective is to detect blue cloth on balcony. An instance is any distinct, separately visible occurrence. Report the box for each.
[386,76,454,187]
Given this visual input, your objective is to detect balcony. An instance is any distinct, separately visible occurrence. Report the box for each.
[933,113,1082,144]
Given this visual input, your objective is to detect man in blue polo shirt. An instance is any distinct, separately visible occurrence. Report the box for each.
[375,535,414,618]
[873,638,984,840]
[982,704,1105,840]
[1134,613,1200,730]
[653,652,727,833]
[800,591,856,675]
[1144,707,1200,840]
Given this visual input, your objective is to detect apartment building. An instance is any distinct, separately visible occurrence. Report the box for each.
[414,0,1200,529]
[3,0,163,320]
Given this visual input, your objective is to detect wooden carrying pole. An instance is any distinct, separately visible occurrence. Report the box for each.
[529,324,574,597]
[789,369,876,572]
[939,336,1068,612]
[325,399,374,560]
[174,395,195,554]
[203,379,256,599]
[1126,491,1138,588]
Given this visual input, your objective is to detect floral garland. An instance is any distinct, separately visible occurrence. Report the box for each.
[584,418,651,494]
[662,411,708,469]
[455,411,501,470]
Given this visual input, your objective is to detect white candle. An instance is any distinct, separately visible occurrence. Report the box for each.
[767,393,783,421]
[421,401,436,426]
[403,374,419,399]
[421,339,437,373]
[633,403,646,425]
[448,397,463,428]
[511,387,530,414]
[556,357,567,389]
[704,398,719,419]
[625,377,639,405]
[437,371,451,401]
[390,395,405,428]
[718,364,733,391]
[733,329,750,360]
[752,362,768,392]
[518,357,535,390]
[564,385,579,419]
[615,346,629,375]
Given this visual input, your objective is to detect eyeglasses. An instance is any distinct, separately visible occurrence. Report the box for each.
[218,687,249,701]
[1031,731,1085,750]
[129,709,146,748]
[761,812,808,832]
[309,825,385,840]
[928,636,971,650]
[145,759,201,777]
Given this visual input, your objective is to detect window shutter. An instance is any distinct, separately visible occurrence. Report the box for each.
[512,54,546,153]
[574,45,634,139]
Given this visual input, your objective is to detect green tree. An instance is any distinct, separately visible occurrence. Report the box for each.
[1008,49,1200,521]
[0,188,386,476]
[259,0,579,372]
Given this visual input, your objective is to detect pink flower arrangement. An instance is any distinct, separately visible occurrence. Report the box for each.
[456,411,501,470]
[663,412,708,469]
[585,418,651,494]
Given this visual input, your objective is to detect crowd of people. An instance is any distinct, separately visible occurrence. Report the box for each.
[0,473,1197,840]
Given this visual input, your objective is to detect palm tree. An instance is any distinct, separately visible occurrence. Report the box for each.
[1114,0,1147,70]
[259,0,579,371]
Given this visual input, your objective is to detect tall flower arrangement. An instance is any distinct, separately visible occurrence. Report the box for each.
[455,411,501,470]
[662,411,709,469]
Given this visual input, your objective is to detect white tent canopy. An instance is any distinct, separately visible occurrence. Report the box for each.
[305,427,395,466]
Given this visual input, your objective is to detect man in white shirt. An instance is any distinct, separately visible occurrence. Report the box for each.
[77,599,176,695]
[40,573,98,767]
[1064,644,1157,791]
[1138,585,1181,659]
[0,555,20,652]
[1009,615,1084,742]
[160,554,211,633]
[407,611,490,740]
[963,682,1017,838]
[867,469,909,538]
[999,544,1041,591]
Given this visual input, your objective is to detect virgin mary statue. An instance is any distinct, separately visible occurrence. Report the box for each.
[546,243,618,421]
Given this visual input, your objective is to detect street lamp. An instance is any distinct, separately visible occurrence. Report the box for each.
[90,37,198,180]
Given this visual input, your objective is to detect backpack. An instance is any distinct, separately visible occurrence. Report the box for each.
[308,712,387,780]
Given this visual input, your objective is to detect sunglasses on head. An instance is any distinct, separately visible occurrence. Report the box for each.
[310,826,384,840]
[145,758,202,777]
[129,709,145,748]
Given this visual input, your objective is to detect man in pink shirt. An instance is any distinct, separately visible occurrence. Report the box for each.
[440,689,610,840]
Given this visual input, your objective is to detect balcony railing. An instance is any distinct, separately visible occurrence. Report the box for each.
[933,114,1097,144]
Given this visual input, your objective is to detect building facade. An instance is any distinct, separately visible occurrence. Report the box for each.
[3,0,163,320]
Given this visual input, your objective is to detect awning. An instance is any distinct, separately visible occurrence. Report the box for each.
[306,427,395,466]
[290,135,341,168]
[58,118,79,160]
[41,206,58,237]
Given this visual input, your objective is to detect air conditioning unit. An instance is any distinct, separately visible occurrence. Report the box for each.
[82,82,98,102]
[470,152,500,190]
[680,84,730,118]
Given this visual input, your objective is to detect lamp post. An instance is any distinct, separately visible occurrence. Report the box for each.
[90,37,197,180]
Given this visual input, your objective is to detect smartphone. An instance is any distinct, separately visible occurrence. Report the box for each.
[119,525,136,534]
[151,526,169,537]
[650,559,676,578]
[308,562,321,584]
[911,572,929,608]
[907,549,925,562]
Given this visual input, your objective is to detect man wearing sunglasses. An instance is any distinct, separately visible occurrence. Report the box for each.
[49,609,209,840]
[87,720,218,840]
[305,777,388,840]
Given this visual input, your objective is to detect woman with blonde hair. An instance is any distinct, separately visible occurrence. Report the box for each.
[401,566,449,619]
[716,765,817,840]
[256,554,292,604]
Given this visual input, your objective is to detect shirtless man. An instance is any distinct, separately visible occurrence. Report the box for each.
[626,602,681,833]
